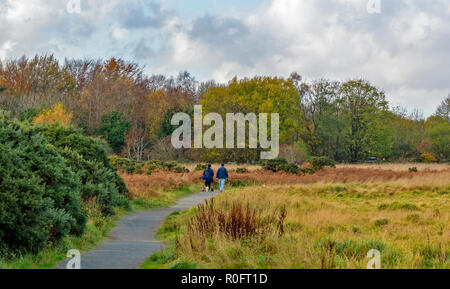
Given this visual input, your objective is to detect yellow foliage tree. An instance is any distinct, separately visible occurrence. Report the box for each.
[33,103,73,126]
[146,90,171,138]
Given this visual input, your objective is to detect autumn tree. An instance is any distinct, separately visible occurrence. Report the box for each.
[0,55,78,115]
[200,76,302,162]
[33,103,73,126]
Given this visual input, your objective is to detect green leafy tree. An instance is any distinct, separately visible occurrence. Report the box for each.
[300,80,348,160]
[340,80,389,162]
[95,111,131,154]
[201,76,302,162]
[425,116,450,161]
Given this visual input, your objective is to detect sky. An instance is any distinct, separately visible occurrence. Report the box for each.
[0,0,449,116]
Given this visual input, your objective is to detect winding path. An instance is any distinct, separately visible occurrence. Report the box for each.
[55,191,218,269]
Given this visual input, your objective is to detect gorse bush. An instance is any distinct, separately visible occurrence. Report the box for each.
[36,124,129,216]
[0,112,86,257]
[235,167,249,173]
[278,163,300,174]
[195,164,208,171]
[421,153,437,163]
[261,158,289,172]
[110,157,189,175]
[261,157,336,175]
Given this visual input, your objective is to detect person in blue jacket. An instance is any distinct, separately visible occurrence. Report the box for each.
[201,164,215,192]
[216,164,229,193]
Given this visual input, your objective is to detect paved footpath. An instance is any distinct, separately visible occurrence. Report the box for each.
[55,191,218,269]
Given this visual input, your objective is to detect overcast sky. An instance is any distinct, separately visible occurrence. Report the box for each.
[1,0,449,115]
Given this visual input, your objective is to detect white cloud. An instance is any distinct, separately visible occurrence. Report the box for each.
[0,40,16,59]
[111,27,129,41]
[0,0,448,115]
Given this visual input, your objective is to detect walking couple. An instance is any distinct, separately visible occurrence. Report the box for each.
[201,164,228,193]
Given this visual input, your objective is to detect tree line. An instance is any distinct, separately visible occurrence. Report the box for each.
[1,55,449,163]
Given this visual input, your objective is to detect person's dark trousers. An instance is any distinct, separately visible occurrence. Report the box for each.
[205,181,214,192]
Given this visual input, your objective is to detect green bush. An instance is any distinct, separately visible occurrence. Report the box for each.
[279,163,300,174]
[261,158,300,174]
[172,165,190,173]
[0,113,86,257]
[36,123,129,216]
[309,156,336,170]
[421,153,437,163]
[112,158,189,175]
[235,168,249,173]
[195,164,208,171]
[261,158,288,172]
[299,167,316,175]
[109,156,135,171]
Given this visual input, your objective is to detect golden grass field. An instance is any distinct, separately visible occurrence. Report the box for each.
[137,163,449,269]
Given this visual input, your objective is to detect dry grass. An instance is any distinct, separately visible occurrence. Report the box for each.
[151,166,449,269]
[337,163,449,172]
[182,163,261,172]
[122,164,450,200]
[186,199,281,242]
[228,167,450,187]
[120,172,193,200]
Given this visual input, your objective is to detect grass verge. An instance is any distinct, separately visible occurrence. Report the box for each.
[0,184,200,269]
[141,183,449,269]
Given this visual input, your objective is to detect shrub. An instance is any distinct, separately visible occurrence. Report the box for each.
[279,163,300,174]
[195,164,208,171]
[126,164,136,174]
[109,156,135,172]
[0,113,86,257]
[299,167,316,175]
[421,153,437,163]
[261,158,288,172]
[235,168,249,173]
[173,165,190,173]
[374,218,389,227]
[20,108,42,122]
[309,156,336,170]
[409,167,418,173]
[36,123,129,216]
[261,158,301,174]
